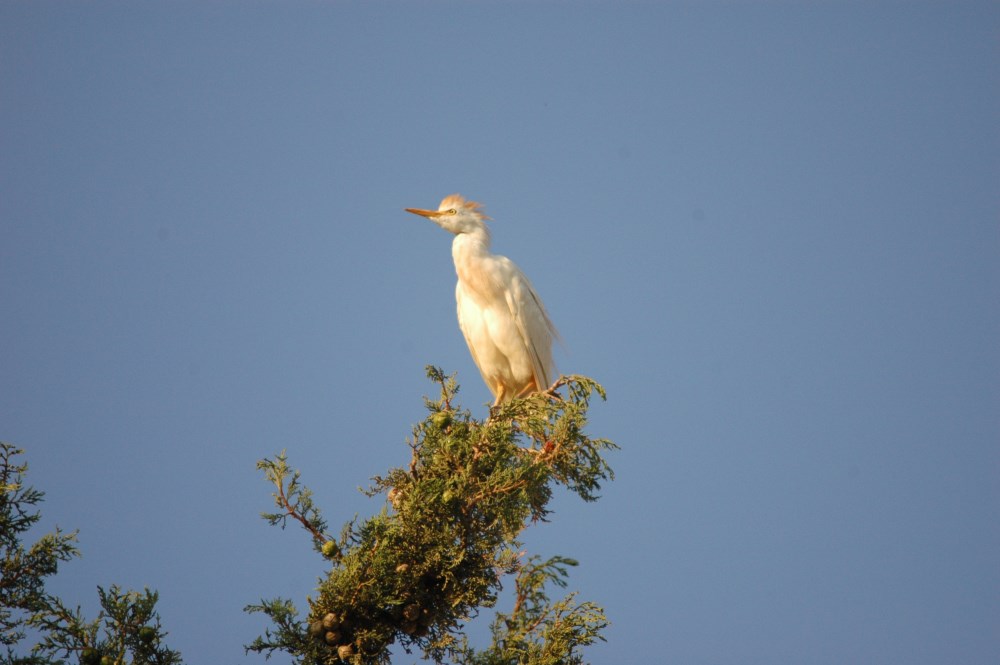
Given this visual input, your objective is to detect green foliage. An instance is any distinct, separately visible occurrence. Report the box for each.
[28,585,181,665]
[258,451,332,552]
[1,443,79,652]
[247,368,617,665]
[453,556,609,665]
[0,443,182,665]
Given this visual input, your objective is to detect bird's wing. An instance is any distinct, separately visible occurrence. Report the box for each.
[501,259,559,391]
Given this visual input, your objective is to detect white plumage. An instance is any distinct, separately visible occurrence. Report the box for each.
[406,194,559,405]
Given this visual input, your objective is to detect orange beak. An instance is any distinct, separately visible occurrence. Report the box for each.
[405,207,446,218]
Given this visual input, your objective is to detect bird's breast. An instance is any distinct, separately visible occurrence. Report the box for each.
[452,245,506,302]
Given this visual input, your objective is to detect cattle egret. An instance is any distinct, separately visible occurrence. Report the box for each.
[406,194,559,405]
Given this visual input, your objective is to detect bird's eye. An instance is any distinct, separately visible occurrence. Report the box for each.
[448,209,457,215]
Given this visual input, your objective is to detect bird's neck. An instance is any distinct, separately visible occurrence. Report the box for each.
[451,227,491,255]
[451,229,493,283]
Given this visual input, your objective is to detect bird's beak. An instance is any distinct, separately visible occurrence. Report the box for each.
[405,207,446,218]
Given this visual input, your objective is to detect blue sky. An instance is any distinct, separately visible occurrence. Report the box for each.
[2,2,998,663]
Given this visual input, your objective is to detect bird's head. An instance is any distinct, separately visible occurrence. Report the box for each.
[405,194,491,236]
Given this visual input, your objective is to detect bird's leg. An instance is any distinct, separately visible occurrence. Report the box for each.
[492,382,509,407]
[515,384,538,400]
[486,384,506,421]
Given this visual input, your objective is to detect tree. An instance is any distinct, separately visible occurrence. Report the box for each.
[0,443,181,665]
[1,367,616,664]
[246,368,618,665]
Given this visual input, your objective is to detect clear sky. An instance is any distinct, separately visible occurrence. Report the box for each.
[2,2,997,664]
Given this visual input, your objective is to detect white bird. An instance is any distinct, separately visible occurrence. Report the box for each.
[406,194,559,405]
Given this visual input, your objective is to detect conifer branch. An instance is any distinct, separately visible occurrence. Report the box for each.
[1,443,181,664]
[257,451,331,552]
[248,368,617,665]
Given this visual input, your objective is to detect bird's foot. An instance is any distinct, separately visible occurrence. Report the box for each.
[542,377,568,401]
